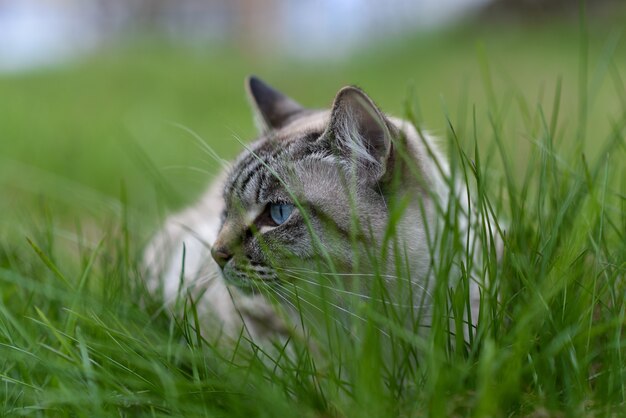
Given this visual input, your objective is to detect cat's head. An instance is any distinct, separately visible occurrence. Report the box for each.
[212,76,407,292]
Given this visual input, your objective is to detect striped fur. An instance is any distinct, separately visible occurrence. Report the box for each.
[144,77,493,343]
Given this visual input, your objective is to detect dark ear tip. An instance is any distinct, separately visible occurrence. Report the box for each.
[246,75,284,101]
[333,86,378,114]
[334,85,370,104]
[336,85,360,96]
[247,74,260,86]
[245,75,261,94]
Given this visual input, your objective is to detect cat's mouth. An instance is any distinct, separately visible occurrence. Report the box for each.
[221,260,279,294]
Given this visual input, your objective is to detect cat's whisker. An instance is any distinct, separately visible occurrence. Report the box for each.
[273,281,345,338]
[190,273,222,289]
[160,165,215,176]
[273,265,323,277]
[271,286,299,313]
[168,121,230,168]
[276,265,401,279]
[279,272,432,311]
[276,280,390,338]
[273,282,359,341]
[276,267,434,300]
[271,285,328,340]
[273,282,324,315]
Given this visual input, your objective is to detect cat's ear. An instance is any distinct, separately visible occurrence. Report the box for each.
[246,76,304,133]
[324,86,396,178]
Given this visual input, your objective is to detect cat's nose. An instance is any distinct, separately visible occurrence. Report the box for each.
[211,245,233,269]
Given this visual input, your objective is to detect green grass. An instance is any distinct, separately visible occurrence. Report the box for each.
[1,15,625,417]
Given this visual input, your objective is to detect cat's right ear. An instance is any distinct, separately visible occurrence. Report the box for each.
[323,86,396,181]
[246,76,304,133]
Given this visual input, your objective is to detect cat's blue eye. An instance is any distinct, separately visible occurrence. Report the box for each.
[269,203,294,225]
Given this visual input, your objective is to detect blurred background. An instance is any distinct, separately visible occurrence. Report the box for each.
[0,0,625,242]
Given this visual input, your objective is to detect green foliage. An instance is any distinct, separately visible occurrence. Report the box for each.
[0,17,625,418]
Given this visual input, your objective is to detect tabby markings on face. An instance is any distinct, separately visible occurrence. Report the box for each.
[210,77,399,293]
[214,133,323,290]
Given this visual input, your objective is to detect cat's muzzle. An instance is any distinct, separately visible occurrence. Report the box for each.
[221,259,279,294]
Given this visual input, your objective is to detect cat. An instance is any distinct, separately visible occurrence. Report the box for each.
[144,76,496,343]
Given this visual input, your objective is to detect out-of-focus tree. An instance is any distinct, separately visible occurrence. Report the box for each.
[88,0,280,53]
[233,0,280,54]
[482,0,622,19]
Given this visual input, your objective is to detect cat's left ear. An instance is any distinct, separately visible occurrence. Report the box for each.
[246,76,305,133]
[324,86,396,179]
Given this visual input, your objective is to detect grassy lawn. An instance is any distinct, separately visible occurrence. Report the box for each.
[0,15,625,417]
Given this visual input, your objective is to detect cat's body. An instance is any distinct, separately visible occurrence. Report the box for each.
[145,77,490,342]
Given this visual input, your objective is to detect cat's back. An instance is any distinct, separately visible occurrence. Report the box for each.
[143,170,227,298]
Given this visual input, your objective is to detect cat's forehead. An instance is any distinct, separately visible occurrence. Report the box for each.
[223,110,332,203]
[274,110,330,140]
[230,110,329,165]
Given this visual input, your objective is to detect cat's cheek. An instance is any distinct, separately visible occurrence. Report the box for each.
[221,263,255,293]
[220,262,237,284]
[222,260,247,284]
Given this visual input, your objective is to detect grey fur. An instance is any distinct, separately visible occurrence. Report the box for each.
[144,77,499,343]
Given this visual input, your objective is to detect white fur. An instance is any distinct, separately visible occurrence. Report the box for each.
[144,111,498,342]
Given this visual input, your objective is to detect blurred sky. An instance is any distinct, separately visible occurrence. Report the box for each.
[0,0,490,72]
